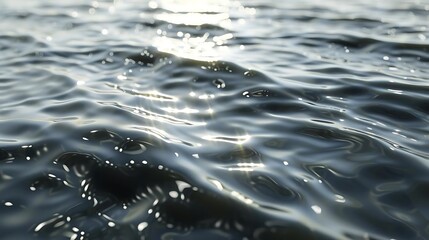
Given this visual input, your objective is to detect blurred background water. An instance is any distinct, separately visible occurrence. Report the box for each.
[0,0,429,239]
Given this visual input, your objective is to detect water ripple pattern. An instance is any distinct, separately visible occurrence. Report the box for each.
[1,0,429,239]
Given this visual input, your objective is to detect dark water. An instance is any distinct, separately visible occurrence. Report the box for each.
[1,0,429,239]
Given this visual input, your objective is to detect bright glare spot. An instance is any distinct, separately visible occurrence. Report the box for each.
[213,33,234,45]
[311,205,322,214]
[237,163,264,167]
[388,89,403,95]
[108,222,115,227]
[152,3,237,61]
[101,29,109,35]
[154,33,224,60]
[77,80,85,86]
[35,215,63,232]
[4,202,13,207]
[283,161,289,166]
[169,191,179,198]
[161,107,199,114]
[148,1,158,9]
[231,191,253,205]
[211,179,224,191]
[203,134,250,144]
[117,75,127,80]
[34,222,45,232]
[138,222,148,231]
[198,94,215,100]
[158,0,230,13]
[176,180,191,192]
[156,12,229,26]
[131,89,178,102]
[228,167,254,172]
[335,194,346,203]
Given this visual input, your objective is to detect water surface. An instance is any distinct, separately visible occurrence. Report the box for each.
[1,0,429,239]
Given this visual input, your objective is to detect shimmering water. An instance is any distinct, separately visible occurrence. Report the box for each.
[1,0,429,239]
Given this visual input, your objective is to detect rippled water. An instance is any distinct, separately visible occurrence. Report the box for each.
[1,0,429,239]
